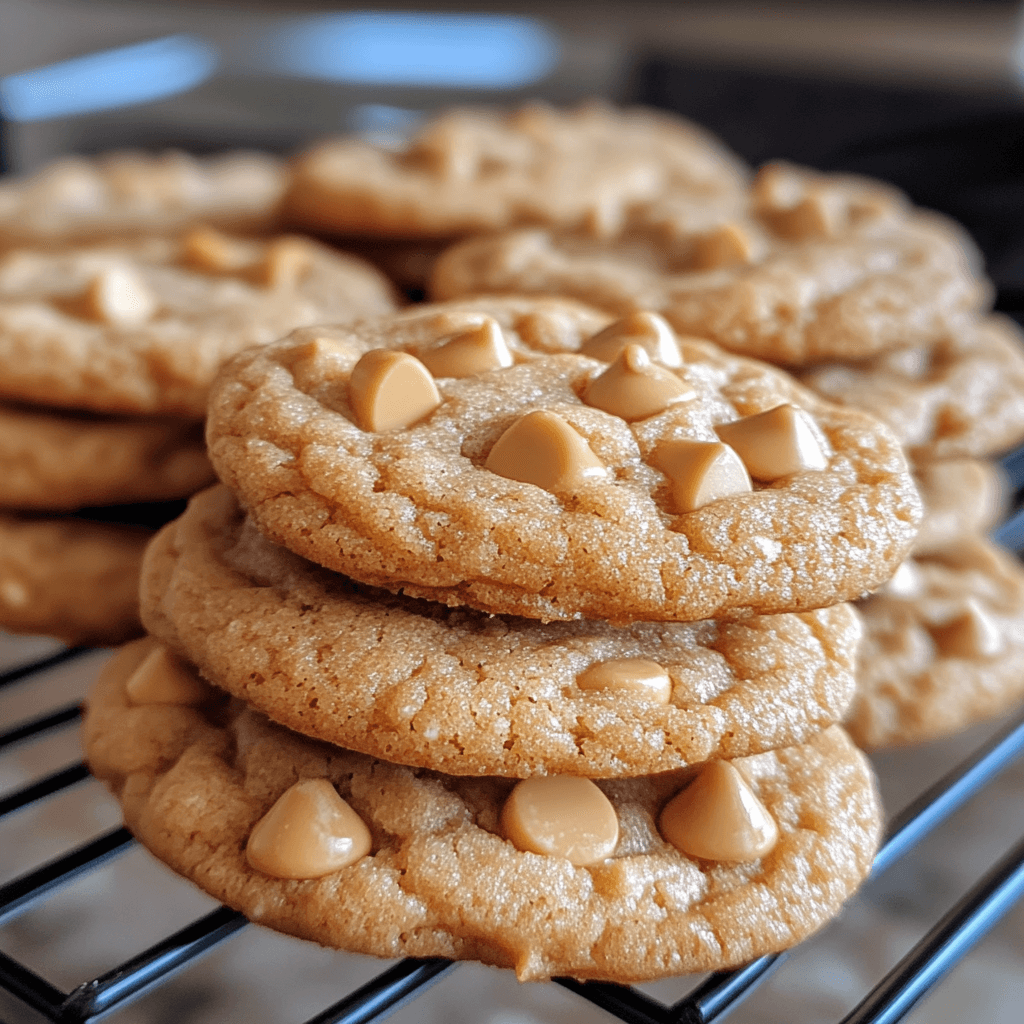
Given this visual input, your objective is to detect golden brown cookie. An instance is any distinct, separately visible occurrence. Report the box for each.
[848,537,1024,749]
[0,229,398,417]
[912,458,1007,555]
[84,639,881,983]
[0,402,213,511]
[283,102,748,240]
[0,150,286,246]
[206,303,921,623]
[430,162,987,366]
[0,513,149,645]
[800,315,1024,461]
[140,486,861,777]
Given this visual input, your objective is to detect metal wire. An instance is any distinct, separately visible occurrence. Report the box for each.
[3,542,1024,1023]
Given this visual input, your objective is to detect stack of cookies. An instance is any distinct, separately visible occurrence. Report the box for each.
[0,151,399,644]
[416,124,1024,750]
[84,297,922,981]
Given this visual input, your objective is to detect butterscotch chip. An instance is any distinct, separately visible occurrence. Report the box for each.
[582,345,695,421]
[181,225,252,274]
[283,102,748,239]
[580,311,683,367]
[206,303,921,622]
[0,402,213,511]
[691,221,760,270]
[848,537,1024,749]
[715,404,828,481]
[651,438,752,513]
[0,512,149,645]
[912,458,1007,555]
[416,318,513,378]
[139,487,862,777]
[430,162,988,366]
[82,266,156,325]
[576,658,672,703]
[659,760,779,863]
[0,232,397,416]
[0,150,287,245]
[84,650,881,983]
[246,778,372,879]
[799,315,1024,460]
[485,410,607,492]
[349,351,441,432]
[125,643,212,705]
[500,777,619,865]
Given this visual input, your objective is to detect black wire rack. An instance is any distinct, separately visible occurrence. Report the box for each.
[3,461,1024,1024]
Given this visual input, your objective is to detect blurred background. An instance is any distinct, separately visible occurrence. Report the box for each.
[2,3,1024,1023]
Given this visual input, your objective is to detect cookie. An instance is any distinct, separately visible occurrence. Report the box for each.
[430,161,987,366]
[913,458,1007,555]
[0,228,398,417]
[283,102,749,239]
[139,485,860,777]
[84,639,881,982]
[0,513,149,645]
[0,402,213,511]
[0,150,287,246]
[800,315,1024,460]
[848,537,1024,749]
[206,304,921,623]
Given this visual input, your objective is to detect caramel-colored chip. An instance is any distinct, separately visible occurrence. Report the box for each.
[930,599,1004,659]
[580,311,683,367]
[582,344,694,421]
[82,267,156,325]
[260,237,314,289]
[500,776,619,866]
[181,225,250,273]
[125,644,210,705]
[485,410,607,492]
[652,438,752,513]
[349,350,441,432]
[692,221,757,270]
[715,404,828,481]
[659,760,779,862]
[245,778,372,879]
[767,193,845,240]
[878,559,922,598]
[417,317,513,378]
[576,658,672,703]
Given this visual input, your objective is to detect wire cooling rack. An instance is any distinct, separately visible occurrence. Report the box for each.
[3,467,1024,1024]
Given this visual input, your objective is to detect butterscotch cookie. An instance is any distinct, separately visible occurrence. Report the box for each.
[140,486,861,777]
[206,305,921,623]
[848,537,1024,749]
[84,638,881,982]
[0,513,149,644]
[0,150,286,246]
[800,316,1024,460]
[0,402,213,511]
[0,228,398,417]
[430,162,987,366]
[913,458,1007,555]
[283,102,748,240]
